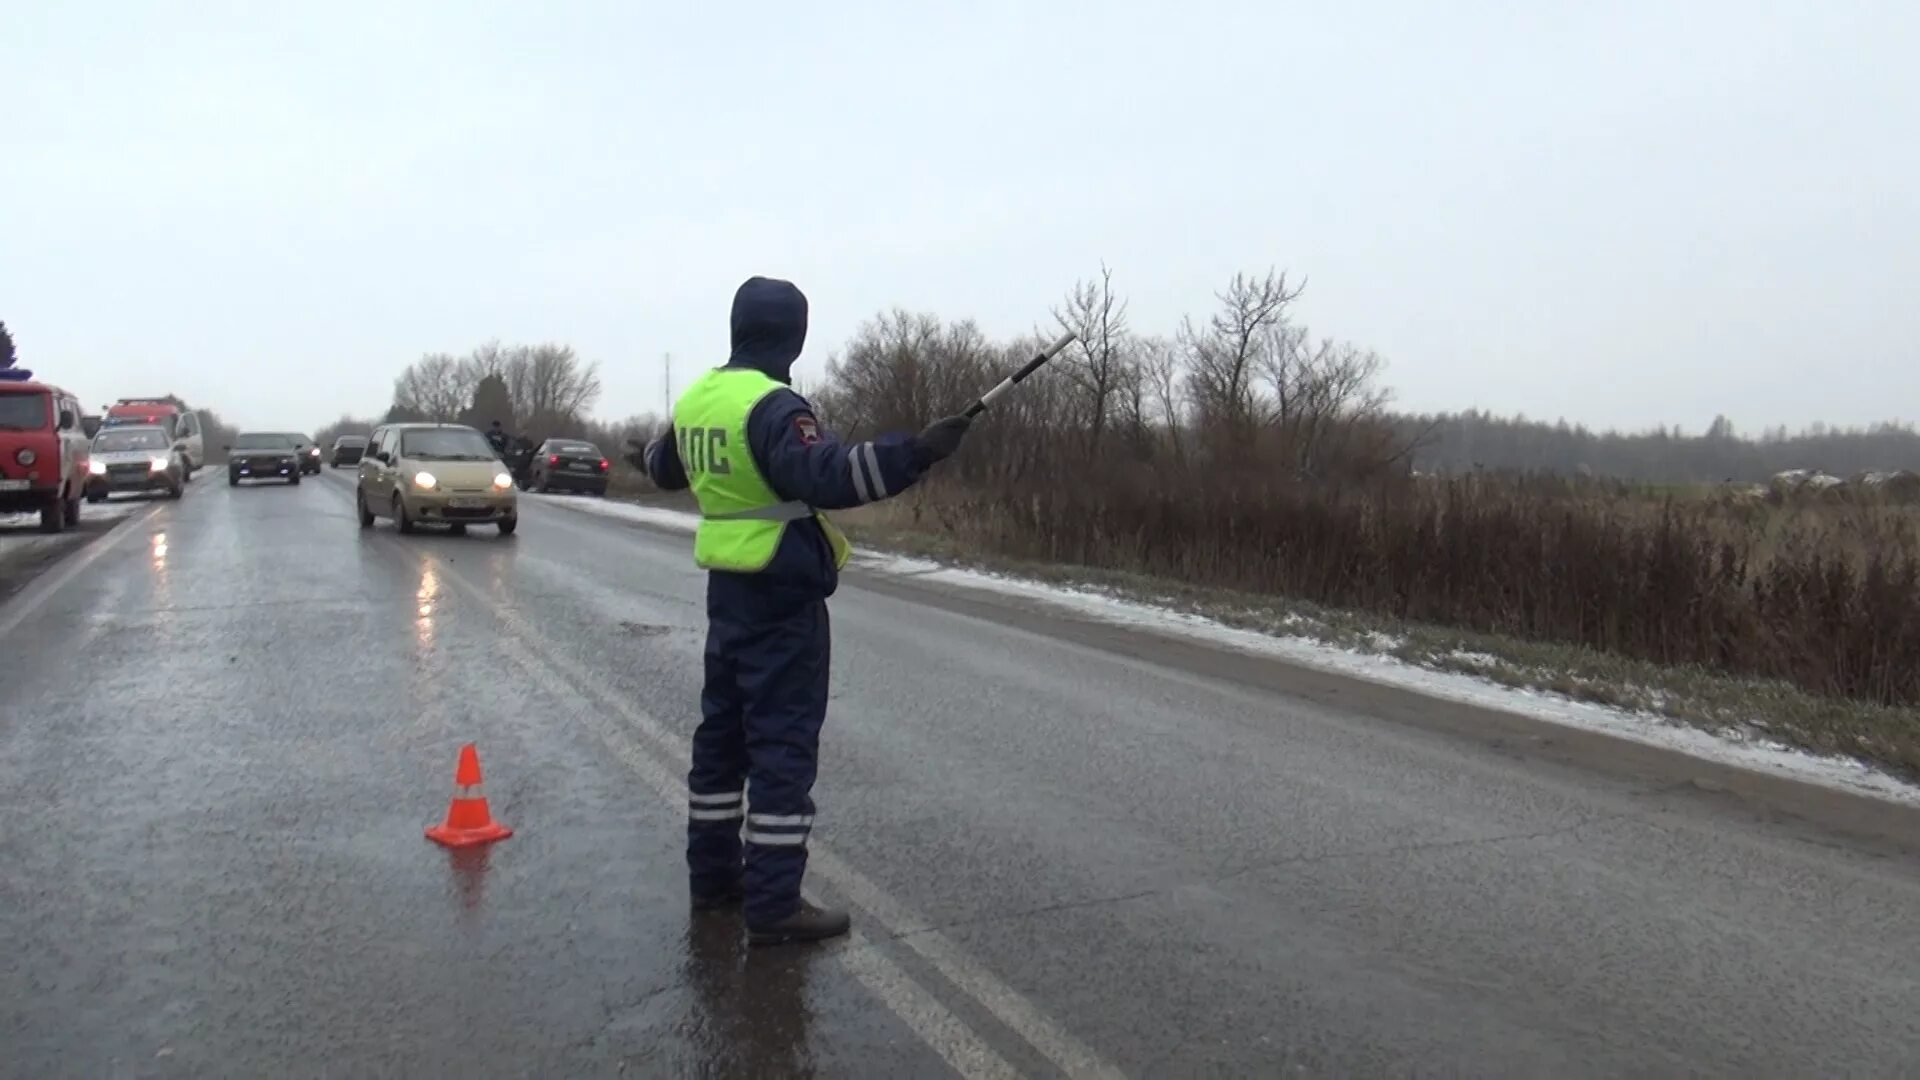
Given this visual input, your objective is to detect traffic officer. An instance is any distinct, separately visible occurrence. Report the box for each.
[643,275,972,945]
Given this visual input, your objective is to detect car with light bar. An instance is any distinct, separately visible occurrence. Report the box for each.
[0,377,91,532]
[330,434,368,468]
[101,398,204,477]
[226,432,303,486]
[526,437,611,495]
[356,422,518,536]
[85,424,184,501]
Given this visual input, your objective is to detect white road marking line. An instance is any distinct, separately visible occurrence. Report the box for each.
[0,502,166,641]
[481,606,1022,1080]
[424,551,1127,1080]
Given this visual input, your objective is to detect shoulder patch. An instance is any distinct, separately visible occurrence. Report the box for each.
[793,415,821,445]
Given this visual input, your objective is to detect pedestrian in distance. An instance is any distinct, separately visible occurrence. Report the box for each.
[485,420,511,457]
[642,275,973,945]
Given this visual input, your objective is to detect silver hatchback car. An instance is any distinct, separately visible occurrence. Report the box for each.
[85,424,185,501]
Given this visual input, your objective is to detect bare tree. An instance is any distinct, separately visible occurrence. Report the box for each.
[388,341,601,438]
[462,340,511,382]
[508,343,603,435]
[1262,328,1400,478]
[820,309,993,436]
[1184,270,1303,439]
[1138,334,1185,465]
[390,352,470,421]
[1051,264,1133,455]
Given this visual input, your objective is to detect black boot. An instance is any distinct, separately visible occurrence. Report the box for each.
[747,902,851,946]
[690,879,744,912]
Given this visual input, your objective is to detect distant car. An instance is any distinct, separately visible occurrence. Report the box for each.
[227,432,303,486]
[356,422,518,536]
[288,432,323,475]
[0,378,90,533]
[330,435,368,468]
[528,438,611,495]
[86,424,184,501]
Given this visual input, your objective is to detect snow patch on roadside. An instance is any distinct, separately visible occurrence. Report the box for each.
[862,555,1920,806]
[0,498,145,534]
[553,495,1920,805]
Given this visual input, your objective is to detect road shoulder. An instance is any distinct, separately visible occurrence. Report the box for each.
[529,490,1920,855]
[0,499,154,609]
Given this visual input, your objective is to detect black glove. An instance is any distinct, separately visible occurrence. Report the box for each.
[912,415,972,468]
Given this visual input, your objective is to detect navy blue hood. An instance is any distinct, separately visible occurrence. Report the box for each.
[728,276,809,383]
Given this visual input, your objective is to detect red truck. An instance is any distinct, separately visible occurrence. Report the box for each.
[0,378,93,532]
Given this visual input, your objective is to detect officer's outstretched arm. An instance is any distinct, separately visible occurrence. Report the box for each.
[643,433,690,492]
[748,392,922,510]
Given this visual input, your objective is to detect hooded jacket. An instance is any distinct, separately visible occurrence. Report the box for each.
[648,276,925,597]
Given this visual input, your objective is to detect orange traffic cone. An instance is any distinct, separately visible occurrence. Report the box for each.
[426,743,513,848]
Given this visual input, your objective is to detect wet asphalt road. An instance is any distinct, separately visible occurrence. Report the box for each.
[3,468,1919,1078]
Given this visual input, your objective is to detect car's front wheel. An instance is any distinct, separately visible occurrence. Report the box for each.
[355,489,374,528]
[497,516,518,537]
[228,474,239,487]
[394,494,416,534]
[39,493,67,534]
[289,472,301,486]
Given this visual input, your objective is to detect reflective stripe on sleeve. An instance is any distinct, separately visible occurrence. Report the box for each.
[849,446,873,503]
[861,443,888,499]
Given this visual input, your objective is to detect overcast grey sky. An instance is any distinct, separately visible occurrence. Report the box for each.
[5,1,1916,434]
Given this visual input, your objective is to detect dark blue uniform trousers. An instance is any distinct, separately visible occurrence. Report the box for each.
[687,574,830,925]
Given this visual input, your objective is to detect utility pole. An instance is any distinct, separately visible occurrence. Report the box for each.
[663,353,672,416]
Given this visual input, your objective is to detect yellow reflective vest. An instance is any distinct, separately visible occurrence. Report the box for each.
[673,367,851,573]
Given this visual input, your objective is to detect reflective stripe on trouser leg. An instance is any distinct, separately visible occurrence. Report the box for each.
[738,594,830,926]
[687,621,750,894]
[745,811,813,846]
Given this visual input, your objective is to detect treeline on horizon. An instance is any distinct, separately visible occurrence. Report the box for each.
[1395,411,1920,484]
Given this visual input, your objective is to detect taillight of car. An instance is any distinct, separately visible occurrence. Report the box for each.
[598,458,609,471]
[548,454,560,466]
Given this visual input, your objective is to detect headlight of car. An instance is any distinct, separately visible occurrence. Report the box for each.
[413,471,437,490]
[150,456,170,471]
[492,472,514,490]
[18,449,38,466]
[88,459,106,475]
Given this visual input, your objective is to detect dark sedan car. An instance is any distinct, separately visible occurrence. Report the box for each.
[289,432,323,474]
[227,432,303,486]
[527,438,610,495]
[330,435,368,467]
